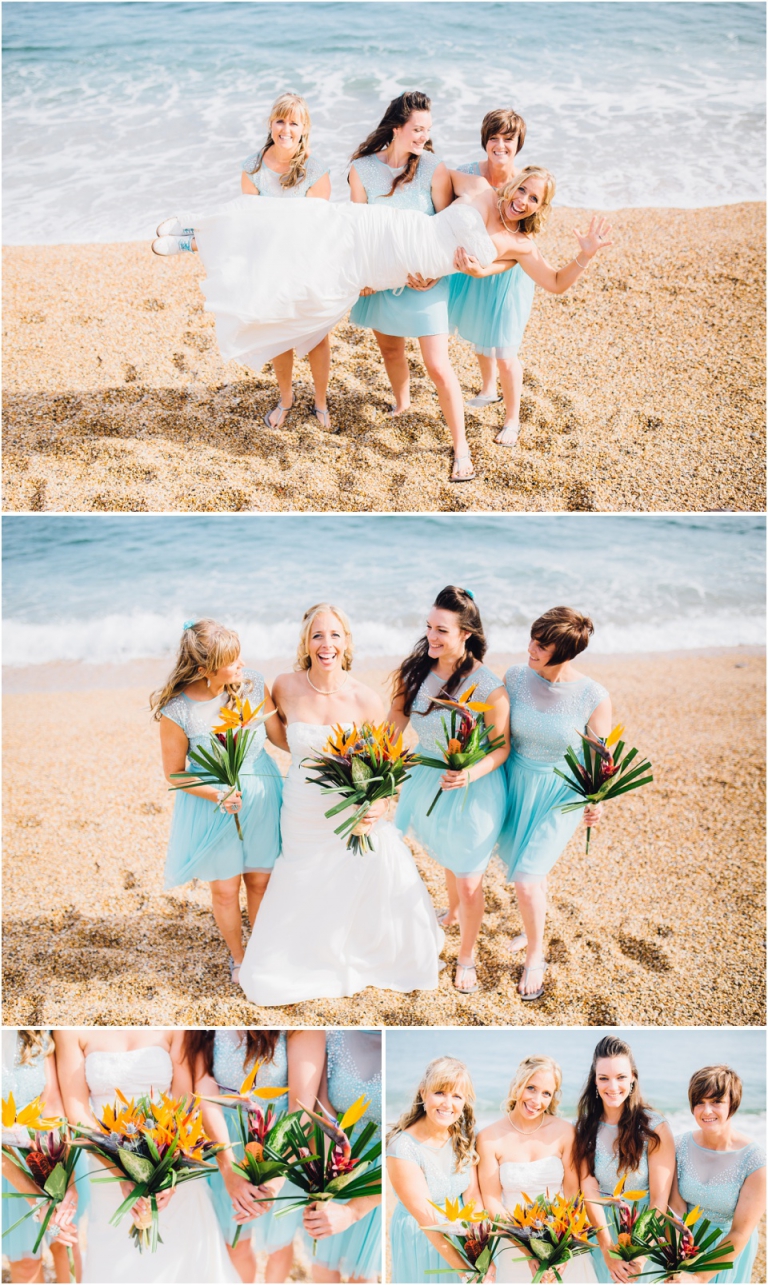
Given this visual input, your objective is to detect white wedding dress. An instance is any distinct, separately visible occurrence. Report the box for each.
[495,1156,597,1283]
[188,195,497,370]
[82,1047,238,1283]
[238,722,445,1005]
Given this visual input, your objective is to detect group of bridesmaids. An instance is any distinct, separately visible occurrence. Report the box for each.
[387,1036,766,1284]
[2,1026,380,1284]
[153,587,610,1002]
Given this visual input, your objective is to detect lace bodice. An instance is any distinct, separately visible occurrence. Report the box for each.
[500,1154,565,1204]
[351,151,442,212]
[505,664,609,763]
[387,1133,470,1206]
[161,668,267,766]
[326,1032,381,1142]
[213,1030,288,1103]
[84,1046,173,1115]
[593,1112,665,1195]
[676,1132,766,1230]
[410,663,503,755]
[2,1031,49,1144]
[242,152,328,197]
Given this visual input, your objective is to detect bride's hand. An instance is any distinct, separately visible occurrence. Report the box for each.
[573,215,613,260]
[406,273,439,291]
[358,286,375,297]
[441,768,471,790]
[453,246,483,277]
[358,798,388,832]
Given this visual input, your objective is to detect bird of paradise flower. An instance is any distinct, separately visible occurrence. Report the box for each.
[554,722,654,853]
[422,1197,502,1281]
[414,683,506,816]
[2,1095,79,1280]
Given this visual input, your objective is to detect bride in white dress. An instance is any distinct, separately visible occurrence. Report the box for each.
[477,1055,597,1284]
[238,602,445,1005]
[54,1031,238,1284]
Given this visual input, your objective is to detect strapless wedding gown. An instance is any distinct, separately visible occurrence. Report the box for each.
[83,1047,238,1283]
[239,722,444,1005]
[188,195,497,370]
[496,1156,597,1283]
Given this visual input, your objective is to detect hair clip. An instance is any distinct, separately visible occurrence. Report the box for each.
[183,619,196,630]
[463,589,475,600]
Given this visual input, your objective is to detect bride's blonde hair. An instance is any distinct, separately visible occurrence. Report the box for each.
[503,1054,562,1116]
[498,165,555,236]
[150,619,252,719]
[295,603,354,672]
[247,92,312,190]
[387,1056,478,1170]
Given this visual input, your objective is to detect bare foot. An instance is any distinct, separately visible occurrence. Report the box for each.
[508,933,528,952]
[495,420,520,446]
[387,402,411,417]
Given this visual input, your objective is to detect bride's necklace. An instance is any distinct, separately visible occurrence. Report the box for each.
[498,201,517,234]
[306,669,348,696]
[508,1111,547,1135]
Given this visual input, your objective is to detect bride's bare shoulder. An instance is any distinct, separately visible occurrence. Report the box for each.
[273,670,302,698]
[350,676,386,721]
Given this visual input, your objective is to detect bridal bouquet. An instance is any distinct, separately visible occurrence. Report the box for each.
[169,693,275,840]
[71,1090,223,1253]
[554,723,653,853]
[423,1197,504,1281]
[301,722,418,854]
[497,1191,596,1283]
[414,683,505,816]
[2,1094,79,1279]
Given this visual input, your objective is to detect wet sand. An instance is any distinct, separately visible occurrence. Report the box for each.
[2,649,764,1028]
[3,203,765,513]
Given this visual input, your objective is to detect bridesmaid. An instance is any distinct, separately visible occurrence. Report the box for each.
[387,1057,482,1283]
[348,91,476,482]
[448,108,536,445]
[303,1031,382,1283]
[150,619,285,985]
[2,1030,81,1285]
[389,585,510,995]
[669,1065,765,1284]
[497,607,610,1000]
[574,1036,675,1284]
[188,1028,326,1284]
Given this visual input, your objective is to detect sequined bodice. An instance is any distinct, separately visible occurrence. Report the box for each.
[387,1133,470,1205]
[242,152,327,197]
[594,1113,664,1195]
[162,668,267,765]
[410,663,502,755]
[213,1030,288,1103]
[458,161,483,176]
[2,1032,48,1143]
[676,1132,766,1230]
[84,1046,173,1116]
[351,151,441,212]
[326,1032,381,1142]
[505,664,608,763]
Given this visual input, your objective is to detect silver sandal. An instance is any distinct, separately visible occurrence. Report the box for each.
[519,962,547,1001]
[264,402,291,429]
[312,406,332,429]
[454,962,480,995]
[450,452,476,483]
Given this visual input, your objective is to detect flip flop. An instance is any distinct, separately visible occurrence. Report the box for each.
[450,453,476,483]
[454,962,480,995]
[519,962,547,1001]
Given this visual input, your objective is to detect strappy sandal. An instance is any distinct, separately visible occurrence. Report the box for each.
[495,421,520,447]
[229,956,242,985]
[453,962,480,994]
[312,406,332,429]
[436,908,458,928]
[450,452,476,483]
[519,961,547,1001]
[466,393,501,409]
[264,402,292,429]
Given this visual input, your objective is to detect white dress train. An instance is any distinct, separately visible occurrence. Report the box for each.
[238,722,445,1005]
[82,1047,239,1283]
[495,1157,597,1283]
[188,196,497,370]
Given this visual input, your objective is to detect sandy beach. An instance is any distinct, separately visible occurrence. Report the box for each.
[3,203,764,514]
[2,648,764,1028]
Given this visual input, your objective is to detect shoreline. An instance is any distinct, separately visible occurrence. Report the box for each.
[4,202,765,513]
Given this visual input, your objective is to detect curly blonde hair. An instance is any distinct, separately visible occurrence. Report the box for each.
[387,1056,478,1171]
[18,1030,54,1065]
[295,603,354,672]
[150,619,251,719]
[247,92,312,190]
[503,1055,562,1117]
[498,165,555,236]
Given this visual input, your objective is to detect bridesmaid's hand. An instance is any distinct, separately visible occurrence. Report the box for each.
[453,246,484,277]
[358,286,375,297]
[583,802,603,826]
[603,1250,635,1283]
[441,768,471,790]
[219,788,243,814]
[573,215,613,260]
[224,1168,269,1222]
[303,1199,357,1238]
[406,272,439,290]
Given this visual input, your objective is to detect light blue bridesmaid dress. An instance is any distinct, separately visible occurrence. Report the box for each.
[209,1031,304,1255]
[497,664,608,882]
[448,161,536,359]
[676,1131,765,1283]
[396,664,507,875]
[388,1132,472,1283]
[311,1031,382,1280]
[161,668,282,886]
[589,1111,665,1282]
[348,151,451,336]
[241,151,329,197]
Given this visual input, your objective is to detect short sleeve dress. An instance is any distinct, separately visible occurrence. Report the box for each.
[676,1132,765,1283]
[589,1110,666,1282]
[387,1131,472,1283]
[349,150,451,337]
[161,668,282,885]
[241,151,329,197]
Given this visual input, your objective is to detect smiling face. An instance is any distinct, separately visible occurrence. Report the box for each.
[527,634,557,673]
[422,1081,466,1130]
[693,1095,732,1131]
[425,606,470,665]
[485,131,520,165]
[595,1055,634,1111]
[393,109,432,155]
[200,652,242,689]
[307,610,347,674]
[270,109,305,153]
[505,174,548,221]
[515,1069,558,1121]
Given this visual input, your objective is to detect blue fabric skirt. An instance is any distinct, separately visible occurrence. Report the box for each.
[396,758,506,875]
[390,1202,456,1283]
[711,1226,758,1283]
[449,263,535,358]
[308,1203,381,1280]
[163,748,282,887]
[2,1151,90,1260]
[496,750,583,883]
[349,277,450,338]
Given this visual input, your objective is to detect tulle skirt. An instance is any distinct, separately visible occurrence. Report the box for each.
[350,277,450,337]
[163,748,282,887]
[396,759,507,875]
[390,1203,458,1283]
[309,1204,381,1280]
[496,750,583,883]
[449,262,536,358]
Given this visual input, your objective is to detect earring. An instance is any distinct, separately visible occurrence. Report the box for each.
[595,1087,601,1099]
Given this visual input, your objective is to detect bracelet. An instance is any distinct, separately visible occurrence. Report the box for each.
[575,254,589,269]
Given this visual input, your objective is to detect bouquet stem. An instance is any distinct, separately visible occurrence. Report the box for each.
[233,813,244,841]
[585,824,592,855]
[67,1246,76,1283]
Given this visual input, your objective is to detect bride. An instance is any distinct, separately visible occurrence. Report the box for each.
[54,1030,238,1283]
[238,602,445,1005]
[477,1055,597,1283]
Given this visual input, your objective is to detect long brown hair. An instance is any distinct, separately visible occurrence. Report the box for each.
[572,1036,660,1180]
[387,1056,477,1171]
[182,1030,281,1084]
[351,90,433,197]
[246,93,312,190]
[391,585,487,718]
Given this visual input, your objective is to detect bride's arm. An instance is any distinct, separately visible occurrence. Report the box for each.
[265,674,291,750]
[515,217,613,293]
[476,1130,506,1220]
[262,682,289,752]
